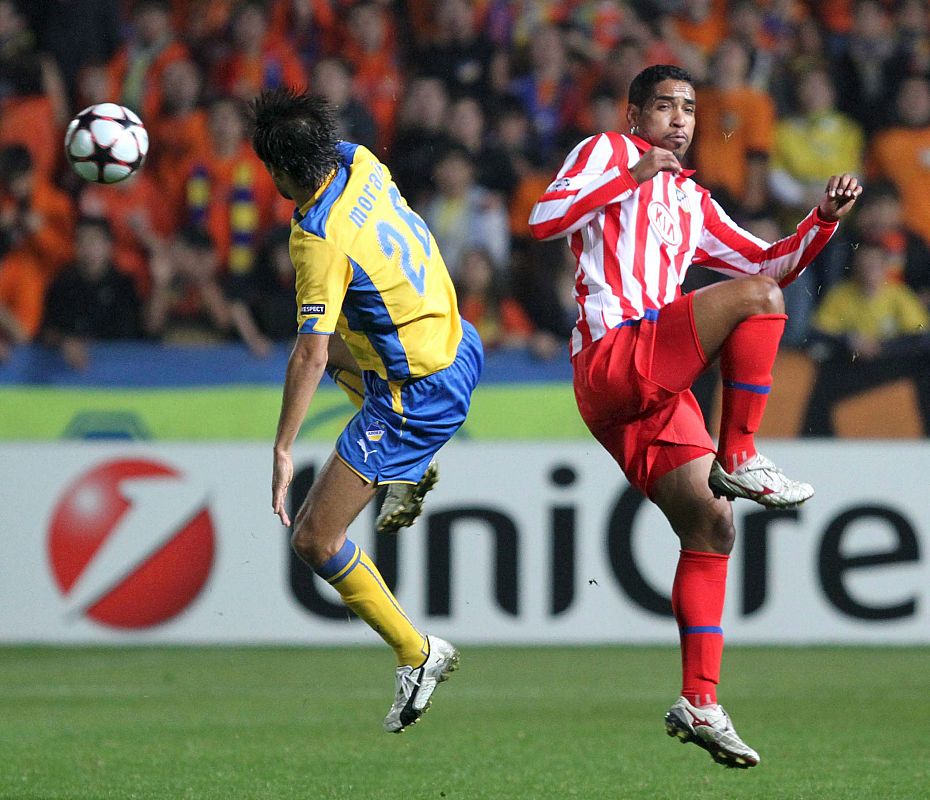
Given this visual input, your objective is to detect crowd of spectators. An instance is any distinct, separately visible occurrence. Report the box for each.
[1,0,930,430]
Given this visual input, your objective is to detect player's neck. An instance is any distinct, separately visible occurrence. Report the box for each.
[292,186,315,209]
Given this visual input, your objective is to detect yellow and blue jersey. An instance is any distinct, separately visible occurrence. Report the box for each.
[290,141,462,381]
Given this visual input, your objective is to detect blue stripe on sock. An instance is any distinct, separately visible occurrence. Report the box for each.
[681,625,724,635]
[723,379,771,395]
[315,539,359,581]
[328,548,362,584]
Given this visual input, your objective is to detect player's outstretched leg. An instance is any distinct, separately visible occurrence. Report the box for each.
[294,455,458,733]
[710,312,813,507]
[384,634,460,733]
[653,460,757,769]
[376,460,440,534]
[664,696,760,769]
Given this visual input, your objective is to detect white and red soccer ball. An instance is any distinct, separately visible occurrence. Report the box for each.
[64,102,149,184]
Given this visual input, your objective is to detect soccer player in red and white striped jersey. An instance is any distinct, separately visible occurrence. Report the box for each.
[530,65,861,768]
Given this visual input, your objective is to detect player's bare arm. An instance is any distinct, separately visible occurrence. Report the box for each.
[327,331,362,376]
[272,332,329,526]
[818,173,862,221]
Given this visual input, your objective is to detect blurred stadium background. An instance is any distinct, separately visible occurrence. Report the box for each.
[1,0,929,797]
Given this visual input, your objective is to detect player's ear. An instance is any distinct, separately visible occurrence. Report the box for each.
[626,103,639,135]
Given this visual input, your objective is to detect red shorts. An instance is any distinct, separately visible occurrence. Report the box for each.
[572,293,715,497]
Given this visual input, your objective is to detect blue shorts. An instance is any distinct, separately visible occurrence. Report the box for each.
[335,320,483,484]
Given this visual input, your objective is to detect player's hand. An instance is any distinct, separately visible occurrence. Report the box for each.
[272,447,294,527]
[630,147,682,184]
[818,174,862,222]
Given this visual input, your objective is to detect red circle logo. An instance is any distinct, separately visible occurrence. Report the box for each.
[48,458,216,629]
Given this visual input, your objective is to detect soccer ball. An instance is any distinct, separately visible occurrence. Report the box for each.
[64,103,149,184]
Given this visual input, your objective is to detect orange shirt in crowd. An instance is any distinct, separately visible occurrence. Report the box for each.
[673,0,728,54]
[869,126,930,247]
[0,256,45,339]
[401,0,436,45]
[693,86,775,203]
[0,182,75,337]
[509,172,553,239]
[107,40,190,122]
[181,143,279,271]
[171,0,235,41]
[0,96,60,183]
[460,296,534,349]
[146,108,211,225]
[79,173,174,296]
[212,35,306,100]
[813,0,854,35]
[269,0,340,53]
[342,41,402,151]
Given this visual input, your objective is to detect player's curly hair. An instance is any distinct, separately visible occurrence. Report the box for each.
[628,65,694,108]
[249,87,340,191]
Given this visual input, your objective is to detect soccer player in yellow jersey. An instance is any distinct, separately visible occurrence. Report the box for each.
[249,88,483,732]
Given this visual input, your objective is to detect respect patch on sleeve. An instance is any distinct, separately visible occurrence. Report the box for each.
[300,303,325,315]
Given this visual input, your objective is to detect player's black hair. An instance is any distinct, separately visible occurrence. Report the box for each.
[628,65,694,108]
[249,87,340,191]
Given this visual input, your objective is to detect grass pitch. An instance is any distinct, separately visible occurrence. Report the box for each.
[1,646,927,799]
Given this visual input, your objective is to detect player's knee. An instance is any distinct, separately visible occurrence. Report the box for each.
[290,520,340,568]
[705,502,736,553]
[289,527,316,564]
[747,275,784,316]
[678,500,735,554]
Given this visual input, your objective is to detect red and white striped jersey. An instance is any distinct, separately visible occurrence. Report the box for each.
[529,132,838,356]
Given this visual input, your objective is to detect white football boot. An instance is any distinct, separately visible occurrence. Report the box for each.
[376,461,439,534]
[709,453,814,509]
[383,635,459,733]
[664,696,760,768]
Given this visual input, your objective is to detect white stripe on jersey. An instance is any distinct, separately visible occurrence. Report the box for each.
[616,179,644,319]
[577,224,608,343]
[530,135,624,240]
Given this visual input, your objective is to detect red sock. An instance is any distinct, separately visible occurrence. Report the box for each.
[671,549,729,707]
[717,313,786,471]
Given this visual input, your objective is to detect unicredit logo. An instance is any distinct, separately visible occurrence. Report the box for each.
[48,458,216,629]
